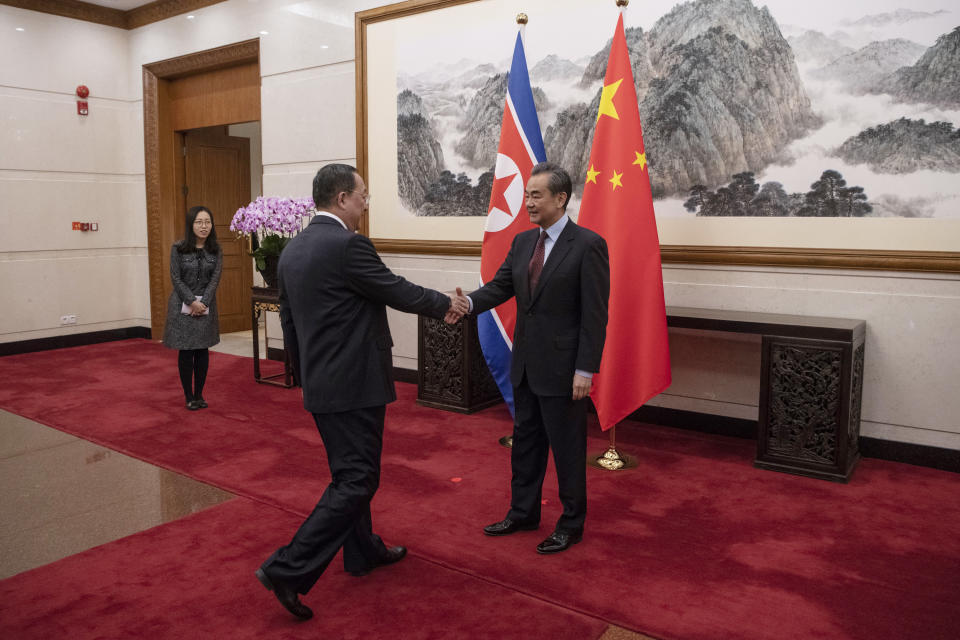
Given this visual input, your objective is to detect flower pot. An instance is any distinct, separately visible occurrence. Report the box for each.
[259,254,280,288]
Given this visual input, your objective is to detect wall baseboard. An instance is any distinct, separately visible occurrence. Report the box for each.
[627,405,756,440]
[0,327,152,357]
[627,405,959,474]
[392,366,418,385]
[392,366,957,474]
[857,437,960,474]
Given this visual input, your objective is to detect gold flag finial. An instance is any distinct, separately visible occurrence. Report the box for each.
[616,0,629,7]
[516,13,528,25]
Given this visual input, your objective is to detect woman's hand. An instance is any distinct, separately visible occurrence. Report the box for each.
[189,300,207,316]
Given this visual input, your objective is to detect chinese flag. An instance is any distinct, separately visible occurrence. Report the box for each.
[577,12,671,430]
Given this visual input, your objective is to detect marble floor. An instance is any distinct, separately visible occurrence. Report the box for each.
[211,328,268,358]
[0,328,267,580]
[0,409,234,580]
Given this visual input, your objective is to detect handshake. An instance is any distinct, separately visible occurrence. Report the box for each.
[444,287,470,324]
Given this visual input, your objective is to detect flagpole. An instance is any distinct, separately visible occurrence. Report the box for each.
[498,11,530,451]
[588,0,640,472]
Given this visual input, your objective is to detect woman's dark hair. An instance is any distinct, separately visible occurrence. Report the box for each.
[176,205,220,253]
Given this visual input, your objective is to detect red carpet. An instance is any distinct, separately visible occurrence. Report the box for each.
[0,497,606,639]
[1,339,959,639]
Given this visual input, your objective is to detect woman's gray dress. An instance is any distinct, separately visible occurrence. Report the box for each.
[162,244,222,350]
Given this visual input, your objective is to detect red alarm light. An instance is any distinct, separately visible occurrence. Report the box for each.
[76,85,89,115]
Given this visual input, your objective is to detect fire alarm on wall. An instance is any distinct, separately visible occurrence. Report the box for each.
[76,85,89,116]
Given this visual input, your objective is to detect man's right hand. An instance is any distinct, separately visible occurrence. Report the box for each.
[444,287,469,324]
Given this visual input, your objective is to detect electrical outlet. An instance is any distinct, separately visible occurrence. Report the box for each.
[60,314,77,325]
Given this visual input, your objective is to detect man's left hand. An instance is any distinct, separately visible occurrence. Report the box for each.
[572,374,591,401]
[444,287,469,324]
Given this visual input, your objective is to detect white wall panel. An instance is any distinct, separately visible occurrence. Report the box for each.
[262,160,356,200]
[261,63,356,167]
[0,6,132,100]
[126,0,383,88]
[0,10,142,345]
[0,90,141,175]
[0,250,148,339]
[0,174,145,252]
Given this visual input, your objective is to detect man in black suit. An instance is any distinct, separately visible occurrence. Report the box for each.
[467,162,609,554]
[255,164,467,620]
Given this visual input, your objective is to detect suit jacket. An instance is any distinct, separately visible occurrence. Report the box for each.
[278,216,450,414]
[470,219,609,397]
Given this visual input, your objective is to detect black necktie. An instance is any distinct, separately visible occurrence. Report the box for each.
[528,230,546,292]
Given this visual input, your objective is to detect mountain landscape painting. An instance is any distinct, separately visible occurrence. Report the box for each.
[394,0,959,220]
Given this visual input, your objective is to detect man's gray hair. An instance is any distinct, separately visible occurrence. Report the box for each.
[530,162,572,211]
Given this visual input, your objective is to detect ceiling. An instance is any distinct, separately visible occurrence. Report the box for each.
[6,0,230,29]
[81,1,157,9]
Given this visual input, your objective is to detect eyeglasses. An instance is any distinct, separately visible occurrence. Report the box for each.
[348,190,370,205]
[193,220,213,227]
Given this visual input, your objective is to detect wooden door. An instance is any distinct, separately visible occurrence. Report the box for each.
[184,127,253,333]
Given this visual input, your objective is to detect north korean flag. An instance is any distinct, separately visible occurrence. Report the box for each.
[478,29,546,417]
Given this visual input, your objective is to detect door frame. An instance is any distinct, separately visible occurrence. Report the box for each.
[142,39,259,339]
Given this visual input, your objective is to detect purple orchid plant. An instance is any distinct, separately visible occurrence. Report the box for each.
[229,196,315,270]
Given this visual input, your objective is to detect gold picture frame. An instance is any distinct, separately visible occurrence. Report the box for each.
[355,0,960,272]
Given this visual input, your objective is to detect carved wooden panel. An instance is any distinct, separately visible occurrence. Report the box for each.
[0,0,125,27]
[848,343,865,457]
[127,0,226,29]
[144,39,259,79]
[420,318,465,403]
[766,342,842,466]
[757,331,863,482]
[418,315,501,413]
[469,329,502,402]
[142,70,167,337]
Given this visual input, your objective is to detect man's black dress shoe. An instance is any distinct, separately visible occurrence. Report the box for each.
[483,518,539,536]
[348,545,407,577]
[255,568,313,620]
[536,530,582,554]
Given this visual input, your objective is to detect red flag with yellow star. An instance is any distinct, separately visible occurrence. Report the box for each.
[577,11,671,430]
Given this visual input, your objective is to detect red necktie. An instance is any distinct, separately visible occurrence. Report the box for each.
[528,230,546,292]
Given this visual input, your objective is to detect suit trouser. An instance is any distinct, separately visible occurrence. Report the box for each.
[507,375,588,534]
[261,405,389,594]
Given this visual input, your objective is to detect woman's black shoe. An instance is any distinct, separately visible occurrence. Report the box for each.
[196,396,208,409]
[186,400,201,411]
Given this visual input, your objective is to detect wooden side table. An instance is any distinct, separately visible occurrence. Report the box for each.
[251,286,294,388]
[417,314,502,413]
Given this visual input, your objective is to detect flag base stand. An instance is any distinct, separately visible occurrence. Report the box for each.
[499,435,514,448]
[589,445,636,471]
[588,426,636,471]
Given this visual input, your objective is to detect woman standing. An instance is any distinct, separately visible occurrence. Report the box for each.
[163,206,222,410]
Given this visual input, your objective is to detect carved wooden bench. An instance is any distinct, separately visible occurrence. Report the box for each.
[418,307,866,483]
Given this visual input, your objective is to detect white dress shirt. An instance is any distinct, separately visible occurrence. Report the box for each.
[315,211,348,229]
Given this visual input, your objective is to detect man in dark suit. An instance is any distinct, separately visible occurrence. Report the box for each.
[255,164,467,620]
[467,162,609,554]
